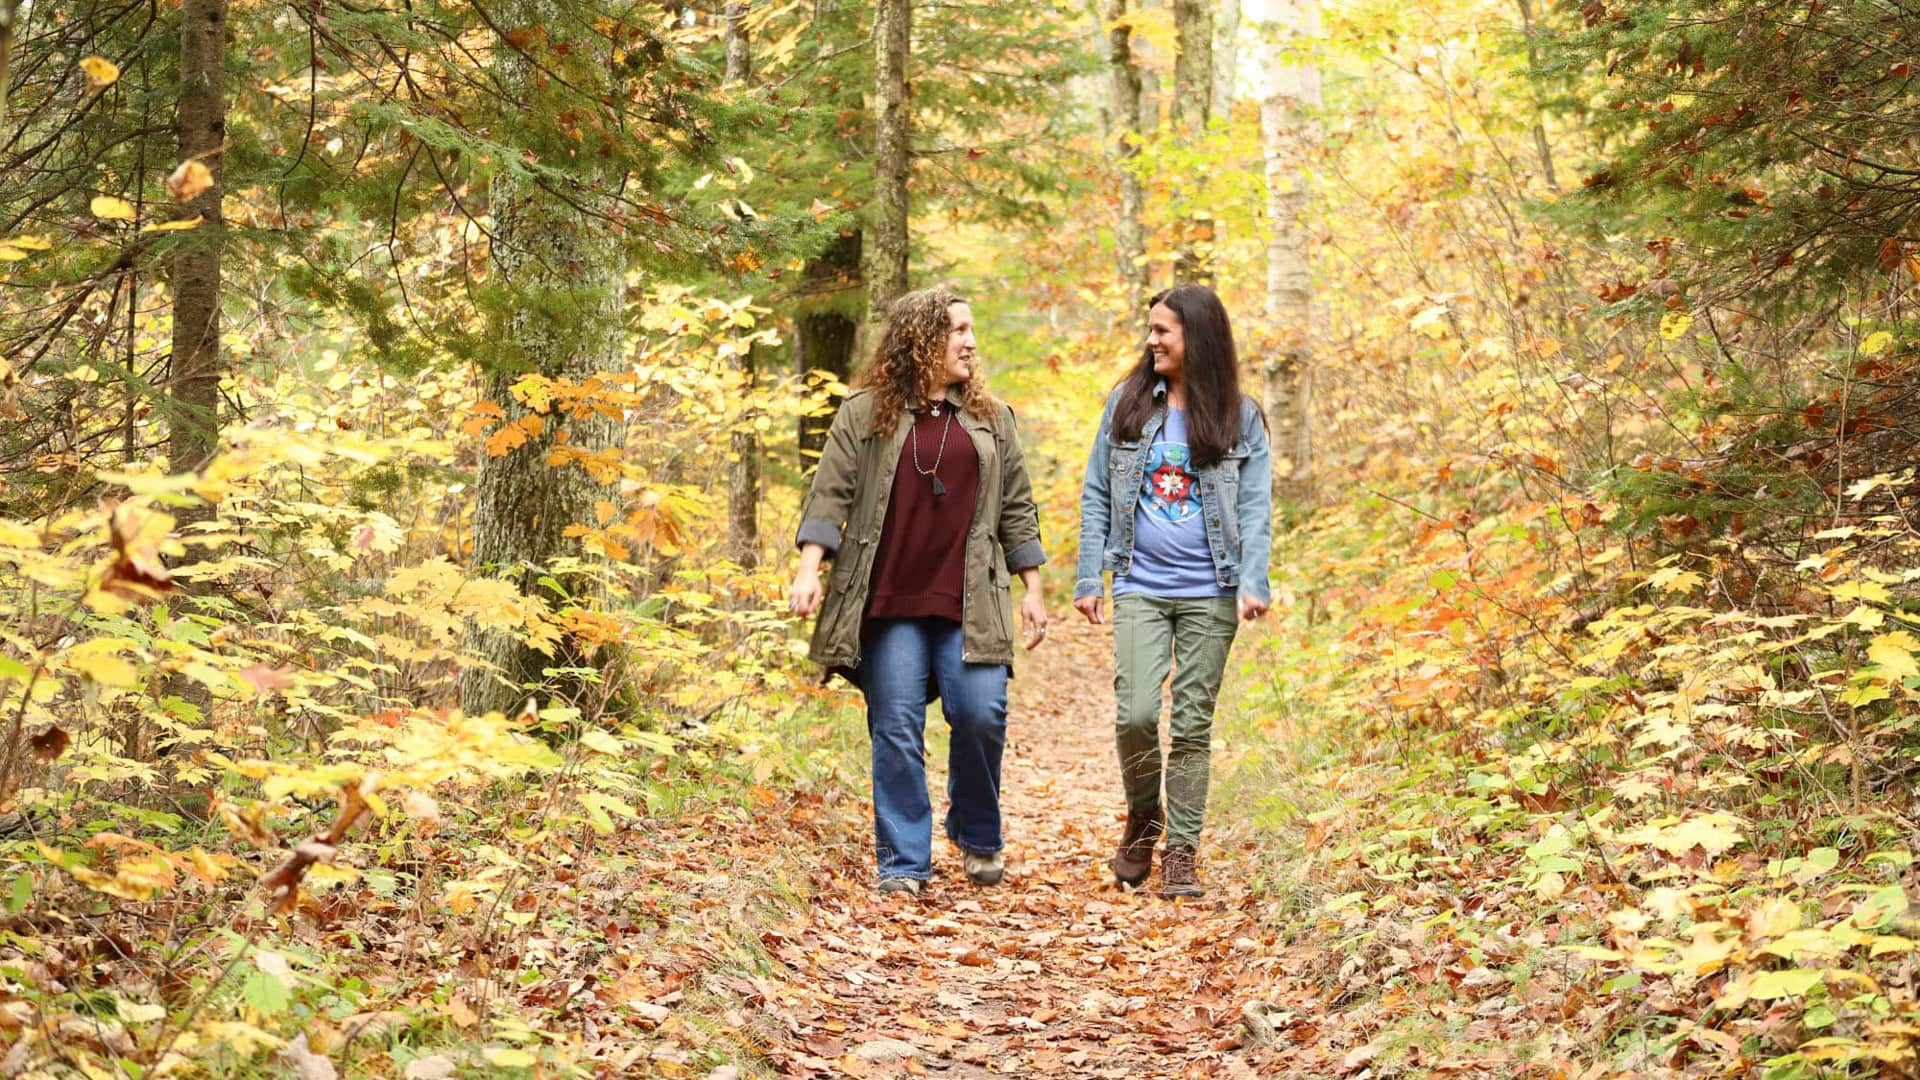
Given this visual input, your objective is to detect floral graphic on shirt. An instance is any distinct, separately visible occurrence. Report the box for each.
[1139,440,1202,523]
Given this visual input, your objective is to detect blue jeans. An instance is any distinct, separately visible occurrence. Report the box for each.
[857,617,1009,880]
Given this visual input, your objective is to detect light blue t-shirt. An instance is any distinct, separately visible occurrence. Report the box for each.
[1112,408,1229,599]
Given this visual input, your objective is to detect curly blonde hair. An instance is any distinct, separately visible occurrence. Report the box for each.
[857,287,996,438]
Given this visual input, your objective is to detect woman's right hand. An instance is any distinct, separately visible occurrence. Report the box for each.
[1073,595,1104,625]
[789,567,824,617]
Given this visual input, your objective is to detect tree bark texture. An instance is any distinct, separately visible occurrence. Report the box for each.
[1171,0,1212,134]
[870,0,911,317]
[1212,0,1241,121]
[0,0,21,143]
[1103,0,1149,311]
[795,229,862,464]
[1171,0,1213,284]
[728,343,760,570]
[1258,0,1320,503]
[462,5,628,718]
[723,2,755,566]
[168,0,226,479]
[724,1,751,84]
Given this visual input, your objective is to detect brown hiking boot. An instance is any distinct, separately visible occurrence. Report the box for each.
[1160,846,1204,898]
[1111,807,1163,886]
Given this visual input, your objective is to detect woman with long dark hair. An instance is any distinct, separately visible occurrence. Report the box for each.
[789,287,1049,896]
[1073,284,1272,897]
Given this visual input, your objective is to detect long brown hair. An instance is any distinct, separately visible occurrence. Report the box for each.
[857,287,996,437]
[1110,284,1254,469]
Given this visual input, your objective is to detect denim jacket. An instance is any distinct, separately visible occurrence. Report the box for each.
[1075,382,1273,603]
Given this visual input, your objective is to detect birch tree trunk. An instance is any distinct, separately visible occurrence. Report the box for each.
[1103,0,1149,311]
[724,2,756,568]
[724,1,751,84]
[168,0,226,480]
[1171,0,1213,285]
[1212,0,1240,121]
[870,0,911,316]
[728,344,759,569]
[1256,0,1319,502]
[461,4,628,718]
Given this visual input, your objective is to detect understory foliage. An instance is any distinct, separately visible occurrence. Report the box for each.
[0,291,856,1075]
[1203,0,1920,1074]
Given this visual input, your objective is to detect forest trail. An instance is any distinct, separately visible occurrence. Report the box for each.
[752,613,1292,1079]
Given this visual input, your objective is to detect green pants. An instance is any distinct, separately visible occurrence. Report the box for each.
[1112,594,1239,850]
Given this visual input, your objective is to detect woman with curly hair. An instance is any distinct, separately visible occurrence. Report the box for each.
[788,287,1049,896]
[1074,284,1272,898]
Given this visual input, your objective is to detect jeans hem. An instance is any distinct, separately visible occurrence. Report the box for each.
[945,832,1003,857]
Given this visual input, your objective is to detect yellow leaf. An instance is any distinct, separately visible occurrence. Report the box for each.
[1659,311,1694,339]
[578,729,623,755]
[79,56,121,90]
[90,195,137,222]
[484,1048,537,1067]
[141,216,205,233]
[1749,897,1802,939]
[1861,330,1893,356]
[0,247,27,262]
[65,648,139,688]
[1867,631,1919,684]
[1648,565,1703,594]
[165,160,214,202]
[2,235,51,251]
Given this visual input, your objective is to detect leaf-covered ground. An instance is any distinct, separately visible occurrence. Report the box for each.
[734,615,1293,1079]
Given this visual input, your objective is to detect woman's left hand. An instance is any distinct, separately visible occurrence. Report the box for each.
[1238,595,1269,622]
[1021,591,1050,650]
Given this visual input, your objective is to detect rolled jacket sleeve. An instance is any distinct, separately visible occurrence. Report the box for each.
[794,399,861,557]
[995,405,1047,574]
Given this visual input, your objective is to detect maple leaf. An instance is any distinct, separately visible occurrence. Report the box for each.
[1866,631,1919,684]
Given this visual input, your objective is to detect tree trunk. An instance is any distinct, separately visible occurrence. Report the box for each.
[728,343,760,570]
[796,229,863,464]
[0,0,21,144]
[1103,0,1149,311]
[461,4,628,719]
[870,0,910,316]
[724,1,751,84]
[1257,0,1319,503]
[1136,0,1162,131]
[1212,0,1241,121]
[1171,0,1211,135]
[168,0,226,480]
[1171,0,1213,285]
[724,2,755,567]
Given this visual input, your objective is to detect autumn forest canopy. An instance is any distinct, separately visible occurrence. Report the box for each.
[3,0,1920,1075]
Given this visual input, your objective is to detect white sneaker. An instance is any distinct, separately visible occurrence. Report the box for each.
[963,850,1004,886]
[877,877,924,896]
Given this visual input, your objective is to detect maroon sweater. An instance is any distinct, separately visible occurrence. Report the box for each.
[865,410,981,623]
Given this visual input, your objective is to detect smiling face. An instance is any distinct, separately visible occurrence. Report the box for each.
[942,301,976,386]
[1147,302,1185,380]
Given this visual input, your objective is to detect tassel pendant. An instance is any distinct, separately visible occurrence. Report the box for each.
[931,475,947,496]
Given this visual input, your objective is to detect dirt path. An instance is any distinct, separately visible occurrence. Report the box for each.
[753,612,1290,1079]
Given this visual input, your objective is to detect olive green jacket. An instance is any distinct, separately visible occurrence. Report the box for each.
[796,387,1047,677]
